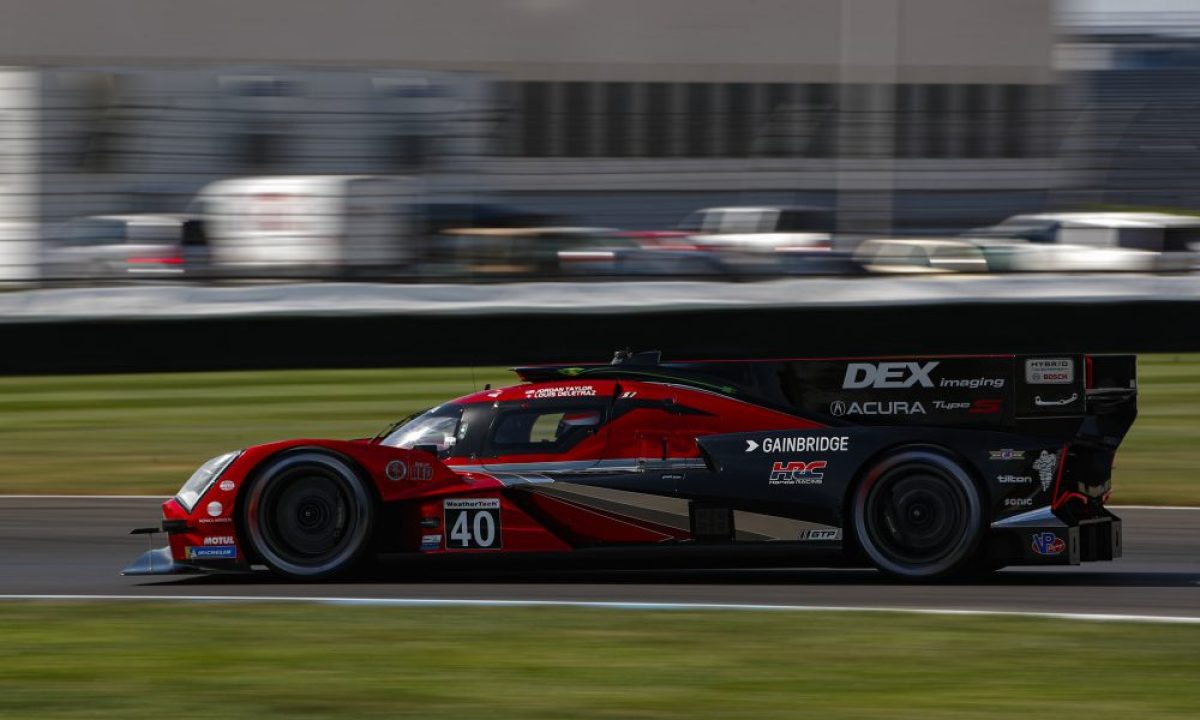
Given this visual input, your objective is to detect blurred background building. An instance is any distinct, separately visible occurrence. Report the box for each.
[0,0,1064,280]
[1059,3,1200,210]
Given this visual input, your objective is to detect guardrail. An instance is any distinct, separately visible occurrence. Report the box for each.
[1,276,1196,373]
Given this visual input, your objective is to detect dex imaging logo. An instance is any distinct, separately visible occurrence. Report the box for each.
[842,361,938,389]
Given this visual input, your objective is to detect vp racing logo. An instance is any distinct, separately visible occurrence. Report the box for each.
[1031,531,1065,556]
[769,461,827,485]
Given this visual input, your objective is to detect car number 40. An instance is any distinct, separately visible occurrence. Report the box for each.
[443,498,502,549]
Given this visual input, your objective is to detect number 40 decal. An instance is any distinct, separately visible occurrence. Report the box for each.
[443,498,502,550]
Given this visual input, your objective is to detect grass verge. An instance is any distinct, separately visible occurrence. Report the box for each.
[1,603,1198,719]
[0,355,1195,504]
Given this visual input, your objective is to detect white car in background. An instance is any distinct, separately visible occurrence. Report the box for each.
[966,211,1200,272]
[42,214,205,279]
[854,238,988,274]
[678,206,835,253]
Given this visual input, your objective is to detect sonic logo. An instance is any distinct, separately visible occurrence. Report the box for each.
[768,461,827,486]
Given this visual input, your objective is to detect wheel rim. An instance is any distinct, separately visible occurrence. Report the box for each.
[866,470,968,566]
[245,453,372,577]
[261,472,352,564]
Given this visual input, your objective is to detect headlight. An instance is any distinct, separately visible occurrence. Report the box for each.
[175,451,241,512]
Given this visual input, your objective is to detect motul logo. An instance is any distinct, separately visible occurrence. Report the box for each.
[768,461,827,485]
[843,361,939,389]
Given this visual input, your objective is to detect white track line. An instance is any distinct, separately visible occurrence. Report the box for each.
[1110,505,1200,511]
[0,594,1198,624]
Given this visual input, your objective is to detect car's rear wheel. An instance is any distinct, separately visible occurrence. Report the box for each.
[242,451,376,579]
[852,449,984,580]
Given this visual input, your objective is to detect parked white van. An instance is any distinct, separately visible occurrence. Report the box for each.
[193,175,417,273]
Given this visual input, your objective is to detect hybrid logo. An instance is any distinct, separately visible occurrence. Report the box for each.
[842,362,938,389]
[830,400,926,417]
[768,461,827,486]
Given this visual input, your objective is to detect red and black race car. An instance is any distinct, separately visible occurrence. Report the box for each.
[124,351,1137,580]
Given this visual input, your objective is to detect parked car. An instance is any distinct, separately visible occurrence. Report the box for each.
[853,238,989,274]
[678,205,835,253]
[42,214,207,280]
[966,212,1200,272]
[434,227,656,277]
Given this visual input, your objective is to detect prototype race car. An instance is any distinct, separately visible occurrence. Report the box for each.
[125,350,1137,580]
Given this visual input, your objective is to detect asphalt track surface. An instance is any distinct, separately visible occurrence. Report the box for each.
[2,497,1198,618]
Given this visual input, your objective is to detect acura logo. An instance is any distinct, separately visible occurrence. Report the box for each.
[829,401,847,417]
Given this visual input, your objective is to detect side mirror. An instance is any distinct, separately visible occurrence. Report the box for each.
[412,444,439,456]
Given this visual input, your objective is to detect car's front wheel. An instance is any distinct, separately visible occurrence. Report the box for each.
[242,451,376,580]
[852,449,984,580]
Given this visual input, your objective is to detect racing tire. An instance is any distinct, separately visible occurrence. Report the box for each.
[852,449,984,580]
[242,451,376,580]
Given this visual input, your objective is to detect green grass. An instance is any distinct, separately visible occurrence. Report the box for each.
[0,603,1197,719]
[0,366,511,495]
[0,356,1195,503]
[1110,354,1200,505]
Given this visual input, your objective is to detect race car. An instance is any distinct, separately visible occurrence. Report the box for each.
[124,350,1137,580]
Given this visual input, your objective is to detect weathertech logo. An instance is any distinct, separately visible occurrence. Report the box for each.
[768,461,827,485]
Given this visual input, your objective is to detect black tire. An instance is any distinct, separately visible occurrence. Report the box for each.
[852,449,984,580]
[242,451,376,579]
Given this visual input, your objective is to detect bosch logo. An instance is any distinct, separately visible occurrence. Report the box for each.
[768,461,827,485]
[1031,531,1065,556]
[842,361,938,389]
[411,462,434,482]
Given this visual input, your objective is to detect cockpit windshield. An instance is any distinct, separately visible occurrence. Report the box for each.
[377,404,464,457]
